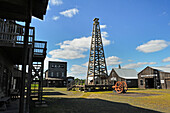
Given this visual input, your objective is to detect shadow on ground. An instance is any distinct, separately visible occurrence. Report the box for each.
[43,92,66,96]
[30,97,162,113]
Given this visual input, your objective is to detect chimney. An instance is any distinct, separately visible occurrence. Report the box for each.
[118,64,121,69]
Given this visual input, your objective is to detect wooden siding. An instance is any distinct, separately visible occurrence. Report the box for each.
[138,66,170,89]
[108,69,138,88]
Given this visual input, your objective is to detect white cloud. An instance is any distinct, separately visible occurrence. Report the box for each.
[51,0,63,5]
[68,65,87,79]
[60,8,79,18]
[100,25,107,29]
[52,16,60,21]
[162,12,167,15]
[136,40,169,53]
[164,65,170,67]
[101,31,108,38]
[128,59,133,62]
[82,56,121,67]
[106,56,122,66]
[162,57,170,62]
[82,62,88,67]
[108,70,112,75]
[122,62,156,69]
[44,56,63,71]
[49,33,110,59]
[49,49,86,59]
[69,56,121,79]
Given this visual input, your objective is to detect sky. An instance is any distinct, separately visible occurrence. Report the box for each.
[29,0,170,79]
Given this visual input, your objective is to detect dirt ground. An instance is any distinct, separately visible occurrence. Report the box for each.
[30,88,170,113]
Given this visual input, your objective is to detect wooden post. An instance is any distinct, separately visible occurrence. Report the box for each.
[26,47,33,113]
[40,61,44,103]
[19,0,32,112]
[19,21,30,113]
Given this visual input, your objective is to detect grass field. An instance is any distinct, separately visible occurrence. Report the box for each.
[30,87,170,113]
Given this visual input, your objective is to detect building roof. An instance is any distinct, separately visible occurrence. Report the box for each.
[0,0,49,21]
[113,68,138,79]
[150,66,170,73]
[49,61,67,64]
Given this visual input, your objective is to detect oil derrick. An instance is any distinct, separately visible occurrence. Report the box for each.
[86,18,108,85]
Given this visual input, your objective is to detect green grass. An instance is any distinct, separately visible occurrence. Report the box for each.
[30,87,170,113]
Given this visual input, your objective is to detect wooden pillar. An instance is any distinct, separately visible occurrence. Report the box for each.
[26,47,33,113]
[19,0,32,112]
[19,21,30,113]
[38,61,44,103]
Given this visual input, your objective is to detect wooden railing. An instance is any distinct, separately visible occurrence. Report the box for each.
[33,41,47,57]
[67,80,85,91]
[0,19,47,60]
[0,19,34,46]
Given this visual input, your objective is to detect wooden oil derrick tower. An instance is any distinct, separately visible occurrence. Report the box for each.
[86,18,108,85]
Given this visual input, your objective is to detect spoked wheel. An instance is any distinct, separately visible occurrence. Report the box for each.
[115,81,123,93]
[121,81,128,93]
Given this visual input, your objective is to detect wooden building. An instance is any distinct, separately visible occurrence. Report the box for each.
[0,1,49,112]
[108,67,138,88]
[0,19,47,112]
[45,61,67,87]
[138,66,170,89]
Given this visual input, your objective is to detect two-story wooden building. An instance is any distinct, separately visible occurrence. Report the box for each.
[45,61,67,87]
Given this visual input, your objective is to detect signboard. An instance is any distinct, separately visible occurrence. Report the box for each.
[111,77,116,81]
[141,74,157,77]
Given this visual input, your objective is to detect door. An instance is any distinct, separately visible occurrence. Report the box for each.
[165,79,170,89]
[145,78,154,88]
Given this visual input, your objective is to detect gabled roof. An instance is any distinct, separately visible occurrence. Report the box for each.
[150,66,170,73]
[0,0,49,21]
[113,68,138,79]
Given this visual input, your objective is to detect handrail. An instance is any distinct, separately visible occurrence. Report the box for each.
[33,41,47,57]
[67,80,85,90]
[0,20,34,45]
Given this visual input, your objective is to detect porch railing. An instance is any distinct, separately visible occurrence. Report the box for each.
[0,19,34,46]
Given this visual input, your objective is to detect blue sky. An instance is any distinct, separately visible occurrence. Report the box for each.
[30,0,170,79]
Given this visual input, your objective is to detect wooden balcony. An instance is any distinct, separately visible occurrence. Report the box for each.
[0,20,47,64]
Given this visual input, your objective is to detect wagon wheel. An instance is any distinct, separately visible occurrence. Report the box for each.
[115,81,123,93]
[121,81,128,93]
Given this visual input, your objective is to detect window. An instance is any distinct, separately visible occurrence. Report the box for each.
[126,80,131,83]
[51,64,54,68]
[62,72,65,77]
[140,80,143,85]
[51,72,53,77]
[60,65,64,68]
[56,72,59,77]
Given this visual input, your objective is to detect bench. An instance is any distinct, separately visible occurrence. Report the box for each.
[0,97,10,111]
